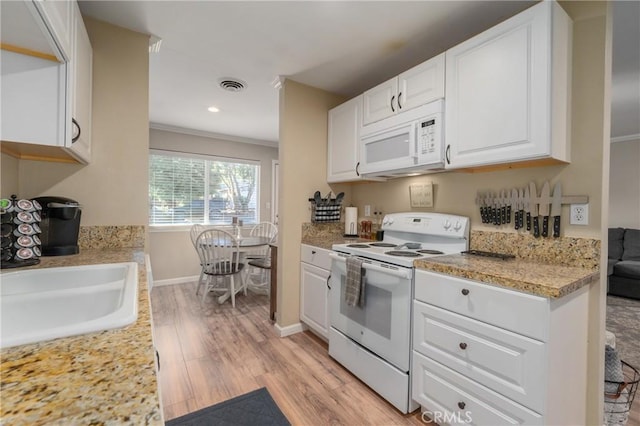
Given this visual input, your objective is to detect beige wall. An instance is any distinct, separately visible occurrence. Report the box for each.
[609,139,640,228]
[1,153,19,196]
[148,128,278,282]
[11,18,149,228]
[277,80,350,327]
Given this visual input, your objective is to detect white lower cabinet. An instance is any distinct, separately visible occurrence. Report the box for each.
[300,244,331,339]
[412,269,589,425]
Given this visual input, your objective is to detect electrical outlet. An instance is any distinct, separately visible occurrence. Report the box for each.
[570,204,589,225]
[364,205,371,217]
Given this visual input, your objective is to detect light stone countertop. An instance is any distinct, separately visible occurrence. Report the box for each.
[0,249,162,426]
[414,254,599,298]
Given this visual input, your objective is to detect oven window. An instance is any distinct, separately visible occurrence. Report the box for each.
[365,132,410,164]
[339,276,392,339]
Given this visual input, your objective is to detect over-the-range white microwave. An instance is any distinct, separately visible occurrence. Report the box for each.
[359,99,444,178]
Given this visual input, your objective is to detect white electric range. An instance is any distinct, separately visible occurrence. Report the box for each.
[328,212,469,413]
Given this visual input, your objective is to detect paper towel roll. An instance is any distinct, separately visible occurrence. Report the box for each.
[344,207,358,236]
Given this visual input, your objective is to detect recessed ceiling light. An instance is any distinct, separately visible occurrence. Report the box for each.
[207,106,220,113]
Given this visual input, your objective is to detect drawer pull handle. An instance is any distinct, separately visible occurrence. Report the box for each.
[459,342,467,350]
[461,288,470,296]
[458,401,466,410]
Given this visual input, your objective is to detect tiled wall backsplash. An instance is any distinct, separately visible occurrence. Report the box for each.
[78,225,146,250]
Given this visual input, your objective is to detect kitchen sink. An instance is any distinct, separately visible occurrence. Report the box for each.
[1,262,138,349]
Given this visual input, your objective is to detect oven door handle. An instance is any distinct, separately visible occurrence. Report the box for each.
[329,252,413,280]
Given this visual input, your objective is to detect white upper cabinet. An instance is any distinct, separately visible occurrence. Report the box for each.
[0,0,92,164]
[444,2,572,170]
[68,3,92,163]
[327,95,364,182]
[363,53,444,125]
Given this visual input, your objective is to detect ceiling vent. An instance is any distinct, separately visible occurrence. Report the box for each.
[218,78,247,92]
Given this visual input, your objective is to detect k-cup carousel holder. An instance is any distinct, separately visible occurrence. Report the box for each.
[1,195,42,269]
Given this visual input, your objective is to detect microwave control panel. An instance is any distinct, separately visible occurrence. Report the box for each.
[417,113,442,161]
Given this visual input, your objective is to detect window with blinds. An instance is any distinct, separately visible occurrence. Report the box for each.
[149,150,259,226]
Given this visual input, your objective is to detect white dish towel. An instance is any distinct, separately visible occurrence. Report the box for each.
[345,256,365,307]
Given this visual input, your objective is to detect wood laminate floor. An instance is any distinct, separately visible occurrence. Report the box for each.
[151,283,427,425]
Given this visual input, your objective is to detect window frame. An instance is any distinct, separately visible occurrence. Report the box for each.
[148,149,260,230]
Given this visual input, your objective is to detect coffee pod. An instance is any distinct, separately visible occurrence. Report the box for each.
[1,236,12,249]
[1,248,13,262]
[32,234,41,245]
[14,212,36,224]
[1,223,13,237]
[33,246,41,257]
[32,199,42,211]
[1,213,14,224]
[0,199,13,213]
[15,223,36,236]
[15,199,35,212]
[15,235,36,248]
[32,223,42,233]
[15,247,36,260]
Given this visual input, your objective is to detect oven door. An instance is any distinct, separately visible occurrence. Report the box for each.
[328,252,413,372]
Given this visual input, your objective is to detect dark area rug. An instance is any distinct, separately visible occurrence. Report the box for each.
[606,295,640,370]
[166,388,290,426]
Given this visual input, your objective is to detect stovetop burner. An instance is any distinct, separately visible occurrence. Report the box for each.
[416,249,444,255]
[347,244,371,248]
[370,242,396,247]
[385,250,423,257]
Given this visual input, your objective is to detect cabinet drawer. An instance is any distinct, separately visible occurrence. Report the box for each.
[412,351,543,425]
[415,270,549,341]
[300,244,332,270]
[413,301,545,413]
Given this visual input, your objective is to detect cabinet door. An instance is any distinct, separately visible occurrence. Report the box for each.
[34,0,74,59]
[445,2,568,169]
[327,96,362,182]
[0,50,67,147]
[362,77,397,125]
[67,3,92,163]
[397,53,444,113]
[300,262,330,338]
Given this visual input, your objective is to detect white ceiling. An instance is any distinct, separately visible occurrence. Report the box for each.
[78,1,639,146]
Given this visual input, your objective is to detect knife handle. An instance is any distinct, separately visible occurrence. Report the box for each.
[514,210,519,229]
[501,206,506,224]
[480,207,486,223]
[518,210,524,230]
[553,216,560,238]
[493,208,499,226]
[542,216,549,237]
[533,216,540,238]
[526,212,532,231]
[506,206,511,224]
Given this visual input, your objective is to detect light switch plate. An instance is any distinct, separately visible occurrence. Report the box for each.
[410,183,433,208]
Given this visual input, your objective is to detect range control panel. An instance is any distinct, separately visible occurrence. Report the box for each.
[381,212,469,238]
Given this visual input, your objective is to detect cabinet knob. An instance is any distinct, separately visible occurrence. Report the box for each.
[459,342,467,350]
[461,288,470,296]
[458,401,466,410]
[311,250,316,254]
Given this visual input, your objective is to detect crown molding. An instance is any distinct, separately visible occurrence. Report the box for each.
[149,123,279,148]
[611,133,640,144]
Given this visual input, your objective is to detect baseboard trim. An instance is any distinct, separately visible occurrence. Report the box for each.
[274,322,306,337]
[153,275,199,287]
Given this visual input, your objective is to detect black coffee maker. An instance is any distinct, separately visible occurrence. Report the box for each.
[33,196,81,256]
